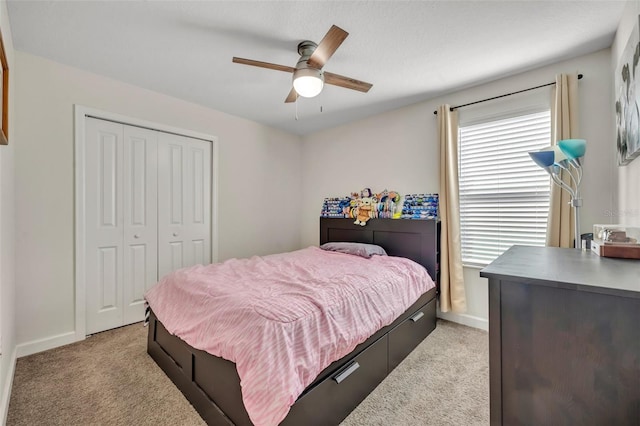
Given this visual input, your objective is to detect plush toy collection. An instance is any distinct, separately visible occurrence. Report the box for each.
[320,188,438,226]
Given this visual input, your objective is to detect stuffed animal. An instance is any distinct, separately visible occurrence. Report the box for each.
[354,196,374,226]
[360,188,373,198]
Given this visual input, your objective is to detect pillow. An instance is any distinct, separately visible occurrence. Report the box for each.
[319,242,387,258]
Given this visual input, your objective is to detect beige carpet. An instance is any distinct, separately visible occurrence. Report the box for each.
[7,320,488,426]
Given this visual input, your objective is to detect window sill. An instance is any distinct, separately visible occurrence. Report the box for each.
[462,263,488,270]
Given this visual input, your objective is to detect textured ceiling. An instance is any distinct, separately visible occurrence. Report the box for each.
[7,1,626,135]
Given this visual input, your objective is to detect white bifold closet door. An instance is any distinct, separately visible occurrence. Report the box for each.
[84,117,211,335]
[157,133,211,279]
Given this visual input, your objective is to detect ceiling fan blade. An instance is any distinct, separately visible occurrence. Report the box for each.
[232,57,295,73]
[307,25,348,69]
[324,72,373,93]
[284,88,298,103]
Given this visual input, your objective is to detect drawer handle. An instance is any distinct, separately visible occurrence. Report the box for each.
[410,311,425,322]
[333,362,360,384]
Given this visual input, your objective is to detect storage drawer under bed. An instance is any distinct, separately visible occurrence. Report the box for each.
[154,316,192,372]
[281,334,389,426]
[388,297,436,371]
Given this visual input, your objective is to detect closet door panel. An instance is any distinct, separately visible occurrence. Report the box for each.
[169,144,184,225]
[85,118,125,335]
[158,134,211,279]
[169,241,185,271]
[158,136,185,279]
[123,125,158,325]
[186,140,212,266]
[98,247,119,309]
[192,239,206,265]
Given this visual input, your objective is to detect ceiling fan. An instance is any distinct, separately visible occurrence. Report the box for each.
[232,25,373,103]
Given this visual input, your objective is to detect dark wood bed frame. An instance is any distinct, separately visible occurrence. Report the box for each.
[147,217,440,425]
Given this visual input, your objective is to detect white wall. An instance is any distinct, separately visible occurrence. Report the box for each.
[0,0,16,420]
[612,0,640,226]
[301,101,440,246]
[14,52,302,351]
[0,1,19,424]
[302,48,615,329]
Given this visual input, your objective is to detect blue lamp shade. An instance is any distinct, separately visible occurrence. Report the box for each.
[528,150,555,168]
[558,139,586,159]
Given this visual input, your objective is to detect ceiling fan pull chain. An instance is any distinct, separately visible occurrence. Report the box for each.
[295,95,299,121]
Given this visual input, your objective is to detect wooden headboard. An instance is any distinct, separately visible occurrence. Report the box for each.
[320,217,440,286]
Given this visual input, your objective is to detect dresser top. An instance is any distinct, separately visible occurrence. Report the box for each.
[480,246,640,296]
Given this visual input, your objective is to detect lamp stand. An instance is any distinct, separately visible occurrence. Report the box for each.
[571,196,582,250]
[551,168,583,250]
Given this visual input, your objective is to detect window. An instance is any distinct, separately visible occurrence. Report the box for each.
[458,110,551,267]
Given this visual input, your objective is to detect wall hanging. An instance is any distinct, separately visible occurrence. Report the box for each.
[0,29,8,146]
[615,14,640,165]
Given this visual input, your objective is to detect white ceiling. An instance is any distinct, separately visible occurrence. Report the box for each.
[7,0,626,135]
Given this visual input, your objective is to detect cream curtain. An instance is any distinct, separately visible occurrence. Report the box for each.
[546,73,579,248]
[437,105,466,313]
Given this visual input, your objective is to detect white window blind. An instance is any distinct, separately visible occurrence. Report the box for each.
[458,110,551,267]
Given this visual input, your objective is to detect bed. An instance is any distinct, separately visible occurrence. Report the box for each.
[146,217,440,425]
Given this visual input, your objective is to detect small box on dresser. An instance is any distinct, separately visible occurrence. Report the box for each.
[591,224,640,259]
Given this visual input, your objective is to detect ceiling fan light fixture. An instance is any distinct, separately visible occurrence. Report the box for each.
[293,68,324,98]
[232,26,372,104]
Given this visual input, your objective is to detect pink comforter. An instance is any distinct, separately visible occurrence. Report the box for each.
[144,246,434,426]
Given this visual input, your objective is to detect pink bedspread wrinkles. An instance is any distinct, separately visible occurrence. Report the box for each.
[144,247,434,426]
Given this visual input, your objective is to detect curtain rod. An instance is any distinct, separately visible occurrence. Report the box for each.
[432,73,583,115]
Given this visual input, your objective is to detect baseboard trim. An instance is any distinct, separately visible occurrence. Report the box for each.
[437,310,488,331]
[0,347,17,424]
[16,331,77,358]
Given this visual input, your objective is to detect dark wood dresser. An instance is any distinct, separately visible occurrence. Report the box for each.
[480,246,640,426]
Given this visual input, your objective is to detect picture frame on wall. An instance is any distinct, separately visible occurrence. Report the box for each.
[615,14,640,166]
[0,30,8,146]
